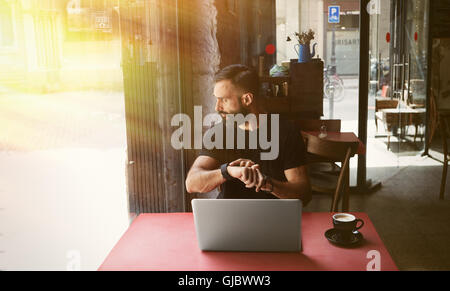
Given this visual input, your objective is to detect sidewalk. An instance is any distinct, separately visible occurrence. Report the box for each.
[0,90,126,151]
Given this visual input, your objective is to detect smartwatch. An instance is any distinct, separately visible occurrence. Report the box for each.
[220,163,234,181]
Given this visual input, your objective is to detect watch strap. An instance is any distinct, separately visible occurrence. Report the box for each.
[220,163,234,181]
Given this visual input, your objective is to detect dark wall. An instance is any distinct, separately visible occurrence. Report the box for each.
[216,0,276,71]
[430,0,450,38]
[215,0,242,67]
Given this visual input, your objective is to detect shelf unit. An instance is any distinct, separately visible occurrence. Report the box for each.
[260,60,324,119]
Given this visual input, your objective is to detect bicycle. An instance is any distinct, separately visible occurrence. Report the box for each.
[323,65,345,102]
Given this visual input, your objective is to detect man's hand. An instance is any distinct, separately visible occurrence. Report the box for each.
[229,158,256,168]
[227,163,266,192]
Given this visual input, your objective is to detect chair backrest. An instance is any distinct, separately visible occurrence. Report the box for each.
[439,111,450,156]
[294,119,341,132]
[302,132,359,212]
[302,132,359,161]
[376,98,398,111]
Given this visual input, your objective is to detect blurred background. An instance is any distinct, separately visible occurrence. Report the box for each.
[0,0,128,270]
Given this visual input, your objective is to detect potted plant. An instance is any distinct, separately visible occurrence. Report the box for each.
[287,29,317,63]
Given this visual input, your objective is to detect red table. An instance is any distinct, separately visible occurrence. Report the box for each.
[303,131,366,155]
[99,212,397,271]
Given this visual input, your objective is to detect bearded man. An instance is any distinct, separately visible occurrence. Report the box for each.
[185,64,311,204]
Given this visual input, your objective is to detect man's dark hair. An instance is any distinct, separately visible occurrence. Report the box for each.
[214,64,259,98]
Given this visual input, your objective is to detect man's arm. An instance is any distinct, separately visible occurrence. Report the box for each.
[185,156,224,194]
[185,156,247,194]
[258,165,312,206]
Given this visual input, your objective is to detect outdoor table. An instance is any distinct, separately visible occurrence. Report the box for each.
[379,108,426,144]
[99,212,397,271]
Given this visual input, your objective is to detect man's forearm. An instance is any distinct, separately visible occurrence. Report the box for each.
[266,178,312,205]
[185,168,226,194]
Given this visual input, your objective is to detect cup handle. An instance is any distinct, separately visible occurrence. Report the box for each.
[355,219,364,231]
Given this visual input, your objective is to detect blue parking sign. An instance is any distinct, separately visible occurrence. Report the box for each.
[328,6,340,23]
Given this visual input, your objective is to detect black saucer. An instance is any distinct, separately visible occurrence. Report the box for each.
[324,228,364,247]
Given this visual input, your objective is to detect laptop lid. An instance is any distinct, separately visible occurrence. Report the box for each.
[192,199,302,252]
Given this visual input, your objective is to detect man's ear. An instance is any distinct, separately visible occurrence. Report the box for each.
[241,93,254,107]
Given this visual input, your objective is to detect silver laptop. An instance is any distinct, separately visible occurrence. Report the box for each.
[191,199,302,252]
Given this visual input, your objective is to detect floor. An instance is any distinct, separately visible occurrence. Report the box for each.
[1,86,450,270]
[306,138,450,270]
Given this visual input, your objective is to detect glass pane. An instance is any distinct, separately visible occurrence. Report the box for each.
[276,0,360,133]
[367,0,429,183]
[0,1,128,270]
[276,0,360,185]
[405,0,428,110]
[404,0,428,156]
[367,0,398,181]
[0,1,15,47]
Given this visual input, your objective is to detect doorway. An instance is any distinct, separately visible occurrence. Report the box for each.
[367,0,430,182]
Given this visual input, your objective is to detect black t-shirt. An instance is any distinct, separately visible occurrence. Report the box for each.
[199,118,307,199]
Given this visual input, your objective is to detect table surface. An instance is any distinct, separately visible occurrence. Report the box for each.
[302,131,366,155]
[99,212,397,271]
[380,108,426,114]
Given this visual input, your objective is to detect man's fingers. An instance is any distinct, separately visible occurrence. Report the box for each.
[229,159,255,167]
[229,159,243,166]
[251,164,260,170]
[247,168,261,188]
[255,169,265,192]
[241,160,254,167]
[236,164,263,190]
[246,169,254,187]
[244,168,251,187]
[242,167,248,181]
[248,165,260,190]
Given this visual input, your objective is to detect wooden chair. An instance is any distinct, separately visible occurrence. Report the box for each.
[294,119,341,132]
[439,111,450,200]
[302,132,359,212]
[294,119,341,172]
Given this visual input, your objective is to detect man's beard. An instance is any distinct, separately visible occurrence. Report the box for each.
[218,101,249,121]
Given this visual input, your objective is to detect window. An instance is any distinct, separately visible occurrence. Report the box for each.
[0,1,15,47]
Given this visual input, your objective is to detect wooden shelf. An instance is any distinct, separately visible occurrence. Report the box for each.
[259,61,324,117]
[263,97,291,114]
[259,76,290,84]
